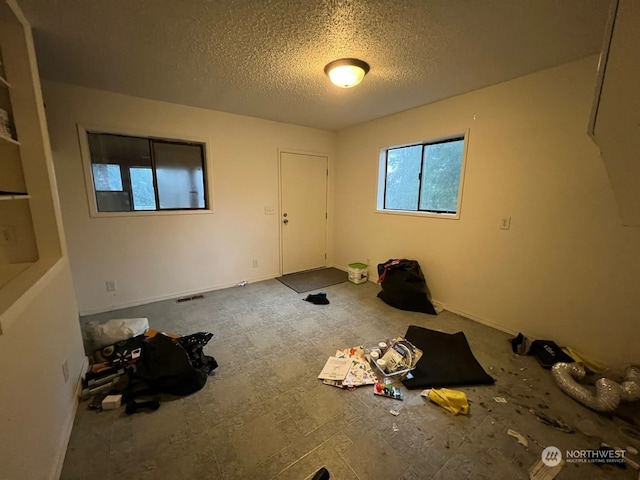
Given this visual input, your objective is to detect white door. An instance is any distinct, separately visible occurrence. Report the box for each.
[280,152,328,275]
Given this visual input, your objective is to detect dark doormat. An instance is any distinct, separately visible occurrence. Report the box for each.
[276,267,348,293]
[401,325,495,389]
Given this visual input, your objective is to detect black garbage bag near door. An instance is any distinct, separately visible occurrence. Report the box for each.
[132,332,218,396]
[377,259,437,315]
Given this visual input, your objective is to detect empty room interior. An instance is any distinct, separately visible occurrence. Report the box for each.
[1,0,639,479]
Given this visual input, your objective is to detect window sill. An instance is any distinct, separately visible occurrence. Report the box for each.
[375,209,460,220]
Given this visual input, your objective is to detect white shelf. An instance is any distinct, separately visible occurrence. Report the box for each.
[0,74,10,88]
[0,193,29,200]
[0,262,33,290]
[0,134,19,145]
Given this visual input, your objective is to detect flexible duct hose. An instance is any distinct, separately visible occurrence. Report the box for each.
[551,363,622,412]
[621,366,640,402]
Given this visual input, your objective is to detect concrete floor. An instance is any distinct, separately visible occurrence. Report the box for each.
[62,279,639,479]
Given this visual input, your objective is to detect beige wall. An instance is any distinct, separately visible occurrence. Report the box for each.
[43,81,336,315]
[44,57,640,368]
[334,56,640,368]
[0,259,85,480]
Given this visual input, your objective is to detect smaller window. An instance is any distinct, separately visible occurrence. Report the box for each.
[379,135,466,216]
[86,132,208,213]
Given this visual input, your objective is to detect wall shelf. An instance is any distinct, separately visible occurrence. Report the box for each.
[0,193,29,200]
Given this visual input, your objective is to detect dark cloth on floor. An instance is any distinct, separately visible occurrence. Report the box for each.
[304,292,330,305]
[401,325,495,389]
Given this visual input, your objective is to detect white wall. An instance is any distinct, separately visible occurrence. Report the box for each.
[42,81,336,314]
[334,56,640,368]
[0,259,85,480]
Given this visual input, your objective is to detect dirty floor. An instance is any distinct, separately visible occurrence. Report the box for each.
[63,279,640,479]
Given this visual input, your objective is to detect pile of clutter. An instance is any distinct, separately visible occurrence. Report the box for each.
[82,318,218,413]
[510,332,640,413]
[318,338,423,401]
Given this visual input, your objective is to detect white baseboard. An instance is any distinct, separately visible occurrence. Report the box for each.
[431,300,520,337]
[79,274,280,316]
[51,356,89,480]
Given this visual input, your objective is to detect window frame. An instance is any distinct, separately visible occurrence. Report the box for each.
[376,131,469,220]
[77,125,214,217]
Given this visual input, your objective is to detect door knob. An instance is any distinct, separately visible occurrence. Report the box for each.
[283,219,289,225]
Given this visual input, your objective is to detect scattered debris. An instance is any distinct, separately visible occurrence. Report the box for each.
[528,458,564,480]
[493,397,507,403]
[531,409,575,434]
[389,409,400,416]
[392,423,399,432]
[620,426,640,443]
[507,428,528,448]
[375,381,403,400]
[444,440,450,449]
[576,419,600,437]
[236,281,248,287]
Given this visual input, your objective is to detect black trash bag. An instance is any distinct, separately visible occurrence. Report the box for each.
[377,259,437,315]
[132,332,218,396]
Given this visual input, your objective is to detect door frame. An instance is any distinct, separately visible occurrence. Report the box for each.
[278,148,330,276]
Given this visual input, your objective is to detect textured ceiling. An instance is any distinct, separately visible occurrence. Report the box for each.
[18,0,610,131]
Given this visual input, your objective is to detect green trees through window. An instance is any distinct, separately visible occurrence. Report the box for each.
[383,136,465,214]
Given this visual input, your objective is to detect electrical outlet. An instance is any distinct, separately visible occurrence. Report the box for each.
[62,359,69,383]
[252,259,259,268]
[106,279,117,292]
[500,216,511,230]
[264,206,276,215]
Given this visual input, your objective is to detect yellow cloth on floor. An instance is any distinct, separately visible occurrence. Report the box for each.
[423,388,469,415]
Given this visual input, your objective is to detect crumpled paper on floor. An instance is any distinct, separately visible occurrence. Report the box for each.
[421,388,469,415]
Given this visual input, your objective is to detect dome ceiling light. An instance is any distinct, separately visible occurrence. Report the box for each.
[324,58,370,88]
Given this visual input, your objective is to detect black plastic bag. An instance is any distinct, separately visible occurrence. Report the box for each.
[133,332,217,396]
[377,259,437,315]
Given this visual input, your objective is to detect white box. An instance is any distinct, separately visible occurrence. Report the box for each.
[348,262,368,285]
[101,394,122,410]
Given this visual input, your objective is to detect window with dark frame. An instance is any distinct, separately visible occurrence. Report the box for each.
[382,135,465,214]
[87,132,208,213]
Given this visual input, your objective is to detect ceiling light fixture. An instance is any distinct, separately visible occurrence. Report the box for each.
[324,58,370,88]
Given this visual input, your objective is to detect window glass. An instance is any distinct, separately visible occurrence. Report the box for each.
[153,142,205,209]
[380,135,466,216]
[385,145,422,210]
[91,164,123,191]
[86,132,207,213]
[130,167,157,210]
[419,139,464,213]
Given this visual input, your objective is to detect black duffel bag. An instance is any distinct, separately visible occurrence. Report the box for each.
[133,332,218,396]
[377,259,437,315]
